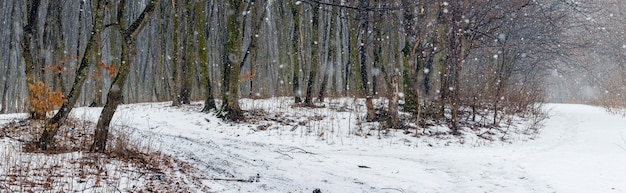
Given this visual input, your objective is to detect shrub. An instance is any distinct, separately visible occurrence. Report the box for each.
[27,81,65,120]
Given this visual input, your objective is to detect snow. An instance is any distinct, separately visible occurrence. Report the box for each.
[1,100,625,192]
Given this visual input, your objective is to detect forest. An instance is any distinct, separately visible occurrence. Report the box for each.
[0,0,625,151]
[2,0,626,192]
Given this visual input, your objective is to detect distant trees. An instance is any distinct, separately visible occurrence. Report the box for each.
[567,0,626,112]
[0,0,594,151]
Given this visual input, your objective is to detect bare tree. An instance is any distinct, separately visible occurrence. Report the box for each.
[92,0,160,152]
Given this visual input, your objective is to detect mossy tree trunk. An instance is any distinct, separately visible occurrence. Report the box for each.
[172,0,192,106]
[200,0,216,112]
[290,0,302,103]
[218,0,246,121]
[92,0,160,153]
[37,0,106,150]
[400,0,420,114]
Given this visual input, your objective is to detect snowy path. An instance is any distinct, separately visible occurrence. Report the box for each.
[105,103,624,193]
[517,104,626,193]
[3,102,624,192]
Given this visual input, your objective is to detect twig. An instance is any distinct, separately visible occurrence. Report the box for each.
[274,147,316,159]
[282,147,316,155]
[274,150,294,159]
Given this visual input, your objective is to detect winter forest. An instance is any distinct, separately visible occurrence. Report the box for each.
[0,0,625,192]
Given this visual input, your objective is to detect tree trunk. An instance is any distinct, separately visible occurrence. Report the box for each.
[304,2,320,107]
[218,0,246,121]
[172,0,190,106]
[43,0,66,94]
[21,0,43,119]
[1,2,16,114]
[200,0,216,112]
[92,0,160,153]
[91,3,104,107]
[244,0,264,98]
[388,75,399,130]
[291,1,302,103]
[357,0,375,121]
[37,0,106,150]
[318,5,335,103]
[1,49,11,114]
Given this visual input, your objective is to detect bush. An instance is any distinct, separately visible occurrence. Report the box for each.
[27,81,65,120]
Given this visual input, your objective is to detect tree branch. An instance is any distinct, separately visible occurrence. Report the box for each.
[125,0,160,38]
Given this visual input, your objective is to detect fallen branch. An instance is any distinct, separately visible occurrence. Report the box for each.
[279,147,316,155]
[211,178,250,182]
[211,174,260,183]
[274,150,294,159]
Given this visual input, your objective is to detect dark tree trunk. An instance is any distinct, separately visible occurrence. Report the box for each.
[91,2,104,107]
[38,0,106,150]
[244,0,264,98]
[92,0,160,153]
[291,0,302,104]
[21,0,43,119]
[43,0,66,94]
[218,0,246,121]
[172,0,191,106]
[357,0,375,121]
[304,2,320,107]
[318,5,335,103]
[200,0,216,112]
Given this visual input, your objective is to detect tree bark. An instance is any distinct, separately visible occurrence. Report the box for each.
[172,0,190,106]
[200,0,216,112]
[218,0,246,121]
[318,5,335,103]
[388,75,399,130]
[43,0,66,94]
[290,0,302,103]
[357,0,375,121]
[37,0,106,150]
[1,3,17,114]
[21,0,43,119]
[304,2,320,107]
[91,1,104,107]
[92,0,160,153]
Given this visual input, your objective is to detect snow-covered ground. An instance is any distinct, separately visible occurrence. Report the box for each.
[1,98,625,192]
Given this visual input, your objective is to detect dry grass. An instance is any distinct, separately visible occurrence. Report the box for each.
[0,116,209,192]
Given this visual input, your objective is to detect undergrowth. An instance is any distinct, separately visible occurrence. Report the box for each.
[0,116,208,192]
